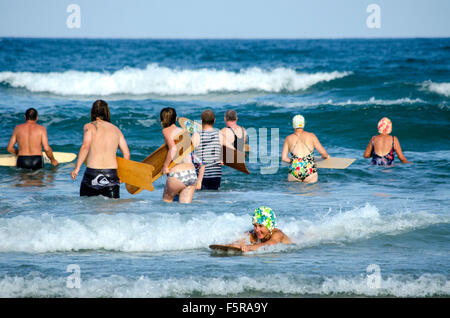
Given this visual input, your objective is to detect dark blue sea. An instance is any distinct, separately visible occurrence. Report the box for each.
[0,38,449,297]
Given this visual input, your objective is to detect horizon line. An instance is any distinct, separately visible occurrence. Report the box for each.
[1,35,450,41]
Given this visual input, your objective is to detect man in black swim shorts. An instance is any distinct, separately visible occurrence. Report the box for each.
[71,100,130,199]
[7,108,58,170]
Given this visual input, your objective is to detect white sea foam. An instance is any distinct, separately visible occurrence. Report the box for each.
[0,273,448,297]
[136,118,157,127]
[288,203,447,248]
[0,204,446,253]
[422,81,450,97]
[0,65,350,96]
[259,97,425,108]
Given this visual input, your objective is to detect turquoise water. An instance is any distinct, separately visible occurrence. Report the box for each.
[0,38,449,297]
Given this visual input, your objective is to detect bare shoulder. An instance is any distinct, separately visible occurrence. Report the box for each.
[284,133,296,142]
[272,229,291,243]
[14,123,25,132]
[221,127,233,136]
[271,229,285,240]
[83,122,94,131]
[393,135,400,145]
[162,126,176,140]
[305,131,317,139]
[108,122,121,133]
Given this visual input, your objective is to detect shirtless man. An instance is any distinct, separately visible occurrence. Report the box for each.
[7,108,58,170]
[220,110,247,152]
[71,100,130,199]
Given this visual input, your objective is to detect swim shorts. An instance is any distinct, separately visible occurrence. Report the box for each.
[201,177,221,190]
[80,167,120,199]
[16,155,44,170]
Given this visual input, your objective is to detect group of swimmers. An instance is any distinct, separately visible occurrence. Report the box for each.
[5,100,410,251]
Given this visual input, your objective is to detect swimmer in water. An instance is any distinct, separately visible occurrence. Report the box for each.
[7,107,58,170]
[71,100,130,199]
[229,206,291,252]
[160,107,197,203]
[281,115,329,183]
[363,117,410,166]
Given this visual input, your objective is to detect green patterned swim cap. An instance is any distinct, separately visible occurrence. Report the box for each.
[252,206,277,232]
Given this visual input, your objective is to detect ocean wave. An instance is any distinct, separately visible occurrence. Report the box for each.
[422,81,450,97]
[258,97,426,108]
[0,273,448,297]
[0,64,350,96]
[0,204,447,253]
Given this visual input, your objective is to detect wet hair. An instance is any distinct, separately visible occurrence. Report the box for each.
[25,108,38,121]
[224,110,237,122]
[160,107,177,128]
[91,100,111,122]
[201,109,215,125]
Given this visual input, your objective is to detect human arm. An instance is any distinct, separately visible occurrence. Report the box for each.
[239,231,288,252]
[118,130,130,160]
[312,133,329,159]
[41,127,58,166]
[162,128,178,175]
[281,137,291,164]
[393,136,410,163]
[6,128,18,155]
[218,131,225,165]
[196,165,205,190]
[225,232,252,249]
[363,136,375,158]
[71,123,93,180]
[192,132,200,148]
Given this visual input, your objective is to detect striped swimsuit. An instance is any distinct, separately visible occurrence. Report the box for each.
[196,129,222,189]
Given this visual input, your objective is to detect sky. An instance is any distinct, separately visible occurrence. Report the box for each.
[0,0,449,38]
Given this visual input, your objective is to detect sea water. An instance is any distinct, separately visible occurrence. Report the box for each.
[0,38,449,297]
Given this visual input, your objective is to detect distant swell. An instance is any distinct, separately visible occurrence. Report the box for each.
[422,81,450,97]
[0,64,350,96]
[258,97,426,108]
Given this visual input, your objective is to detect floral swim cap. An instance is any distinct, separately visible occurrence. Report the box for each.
[252,206,277,232]
[378,117,392,134]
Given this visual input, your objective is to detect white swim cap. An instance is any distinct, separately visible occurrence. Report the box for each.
[292,115,305,129]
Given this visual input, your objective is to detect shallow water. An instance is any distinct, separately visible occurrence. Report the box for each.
[0,38,449,297]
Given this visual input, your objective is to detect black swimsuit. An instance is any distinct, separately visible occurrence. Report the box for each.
[16,155,44,170]
[228,127,245,152]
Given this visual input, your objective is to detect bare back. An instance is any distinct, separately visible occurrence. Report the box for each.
[163,125,193,170]
[221,124,247,149]
[286,131,316,158]
[372,134,395,156]
[85,121,122,169]
[14,122,46,156]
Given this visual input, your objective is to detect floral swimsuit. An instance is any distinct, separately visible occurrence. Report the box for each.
[289,138,317,181]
